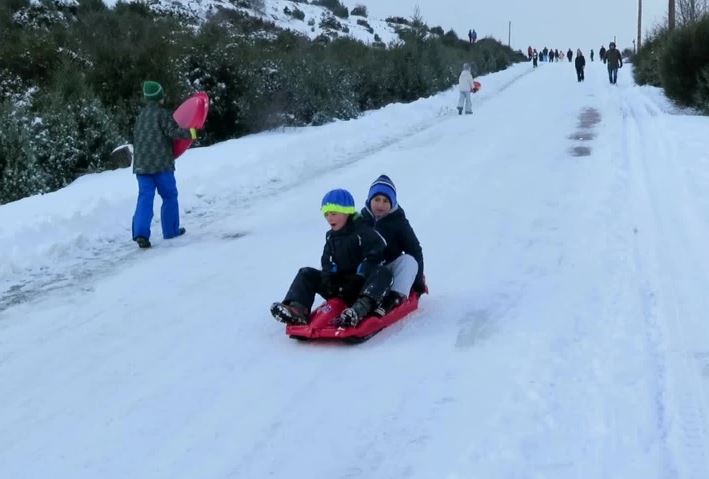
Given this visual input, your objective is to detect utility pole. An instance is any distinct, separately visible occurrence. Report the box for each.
[669,0,676,29]
[637,0,642,50]
[508,21,511,47]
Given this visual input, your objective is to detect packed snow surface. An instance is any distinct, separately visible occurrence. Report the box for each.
[2,61,709,478]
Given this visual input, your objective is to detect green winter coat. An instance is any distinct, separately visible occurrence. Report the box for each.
[132,102,192,175]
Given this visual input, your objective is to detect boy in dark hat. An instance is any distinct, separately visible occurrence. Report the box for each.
[360,175,425,315]
[131,80,197,248]
[270,188,393,328]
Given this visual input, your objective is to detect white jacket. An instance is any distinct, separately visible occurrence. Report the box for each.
[458,70,475,92]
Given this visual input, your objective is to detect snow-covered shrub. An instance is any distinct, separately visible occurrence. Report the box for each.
[313,0,348,19]
[351,5,367,17]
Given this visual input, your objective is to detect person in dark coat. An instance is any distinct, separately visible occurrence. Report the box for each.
[532,49,538,68]
[590,49,594,61]
[605,42,623,84]
[599,45,607,63]
[131,81,197,249]
[360,175,425,314]
[567,49,573,62]
[575,49,586,82]
[270,189,393,328]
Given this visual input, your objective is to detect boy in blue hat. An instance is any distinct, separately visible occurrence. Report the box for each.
[270,189,393,327]
[360,175,425,315]
[131,80,198,248]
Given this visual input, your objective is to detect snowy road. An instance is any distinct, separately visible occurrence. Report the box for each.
[1,62,709,478]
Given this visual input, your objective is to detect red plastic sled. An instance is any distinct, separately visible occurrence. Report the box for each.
[172,92,209,159]
[286,293,423,344]
[471,81,482,93]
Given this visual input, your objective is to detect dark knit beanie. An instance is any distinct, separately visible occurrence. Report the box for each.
[367,174,397,209]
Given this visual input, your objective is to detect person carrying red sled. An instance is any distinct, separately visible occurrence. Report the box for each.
[359,175,425,316]
[270,189,393,328]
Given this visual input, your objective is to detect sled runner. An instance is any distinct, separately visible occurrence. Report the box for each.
[172,92,209,159]
[286,292,423,344]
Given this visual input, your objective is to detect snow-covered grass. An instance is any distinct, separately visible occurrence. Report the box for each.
[2,61,709,478]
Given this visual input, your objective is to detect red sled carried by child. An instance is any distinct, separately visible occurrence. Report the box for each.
[286,290,425,344]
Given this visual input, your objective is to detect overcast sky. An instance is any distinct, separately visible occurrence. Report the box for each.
[344,0,668,52]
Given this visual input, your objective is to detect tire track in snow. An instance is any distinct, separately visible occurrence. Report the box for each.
[620,87,709,479]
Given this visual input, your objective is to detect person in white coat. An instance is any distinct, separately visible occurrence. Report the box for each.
[457,63,475,115]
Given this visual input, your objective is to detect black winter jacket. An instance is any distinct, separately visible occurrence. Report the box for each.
[360,206,425,291]
[575,56,586,70]
[321,215,386,277]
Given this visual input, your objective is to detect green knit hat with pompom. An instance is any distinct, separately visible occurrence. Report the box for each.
[143,81,164,101]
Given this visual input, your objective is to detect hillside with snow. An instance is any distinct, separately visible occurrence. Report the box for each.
[2,60,709,479]
[96,0,403,44]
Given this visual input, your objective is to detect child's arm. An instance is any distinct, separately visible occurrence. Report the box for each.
[159,109,193,140]
[356,229,386,277]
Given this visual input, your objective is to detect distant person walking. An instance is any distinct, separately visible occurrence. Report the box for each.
[590,49,594,62]
[575,49,586,82]
[605,42,622,84]
[599,45,607,64]
[532,49,538,68]
[457,63,475,115]
[567,48,573,62]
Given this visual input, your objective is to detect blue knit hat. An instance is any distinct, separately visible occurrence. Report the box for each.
[321,189,356,215]
[143,81,164,101]
[367,174,397,209]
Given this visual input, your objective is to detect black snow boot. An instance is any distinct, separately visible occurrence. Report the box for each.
[270,302,309,325]
[457,107,463,115]
[373,292,406,317]
[135,236,151,249]
[336,296,373,328]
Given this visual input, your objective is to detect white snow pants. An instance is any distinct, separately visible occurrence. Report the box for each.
[457,91,472,113]
[386,254,419,296]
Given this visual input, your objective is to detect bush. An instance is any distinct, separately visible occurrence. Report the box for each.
[633,26,670,87]
[386,16,410,26]
[356,18,373,34]
[430,26,444,36]
[659,15,709,106]
[284,6,305,21]
[696,64,709,112]
[351,5,367,17]
[319,14,342,31]
[313,0,348,19]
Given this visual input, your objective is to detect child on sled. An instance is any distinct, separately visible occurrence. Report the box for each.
[270,189,393,328]
[360,175,425,315]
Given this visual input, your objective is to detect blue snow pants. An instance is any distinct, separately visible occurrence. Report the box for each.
[132,171,181,240]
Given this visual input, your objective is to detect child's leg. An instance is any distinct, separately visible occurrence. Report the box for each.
[283,267,323,311]
[457,91,466,109]
[359,266,393,306]
[155,171,180,239]
[387,255,419,297]
[464,92,472,113]
[132,174,157,240]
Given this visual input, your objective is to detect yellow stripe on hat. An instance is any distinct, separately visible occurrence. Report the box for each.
[321,203,356,215]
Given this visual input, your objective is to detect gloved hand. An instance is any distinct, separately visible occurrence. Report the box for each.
[189,128,198,140]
